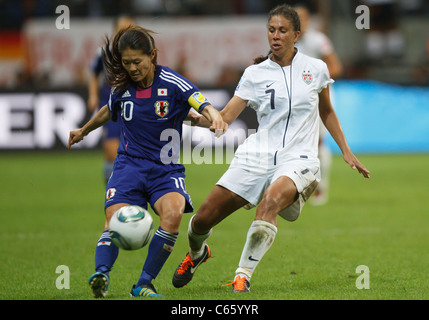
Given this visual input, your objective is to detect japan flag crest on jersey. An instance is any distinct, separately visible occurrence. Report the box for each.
[302,70,313,85]
[155,101,169,117]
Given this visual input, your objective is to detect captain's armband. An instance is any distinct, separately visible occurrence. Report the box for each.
[188,91,210,113]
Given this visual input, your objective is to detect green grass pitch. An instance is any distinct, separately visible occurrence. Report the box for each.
[0,151,428,300]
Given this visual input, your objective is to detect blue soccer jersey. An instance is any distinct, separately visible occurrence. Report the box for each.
[108,65,209,164]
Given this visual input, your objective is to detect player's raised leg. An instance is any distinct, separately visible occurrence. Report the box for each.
[172,215,211,288]
[173,186,247,288]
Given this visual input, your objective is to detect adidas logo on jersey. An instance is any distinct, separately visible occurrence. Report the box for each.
[122,90,131,98]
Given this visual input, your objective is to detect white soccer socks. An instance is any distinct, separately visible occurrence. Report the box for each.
[187,215,212,260]
[236,220,277,280]
[187,216,277,283]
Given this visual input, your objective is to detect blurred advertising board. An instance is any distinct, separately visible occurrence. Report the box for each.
[2,81,429,153]
[0,88,255,152]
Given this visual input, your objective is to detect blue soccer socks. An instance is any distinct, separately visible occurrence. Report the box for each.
[92,227,178,297]
[136,227,178,287]
[94,230,119,275]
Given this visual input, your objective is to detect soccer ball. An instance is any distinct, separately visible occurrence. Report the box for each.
[109,205,154,250]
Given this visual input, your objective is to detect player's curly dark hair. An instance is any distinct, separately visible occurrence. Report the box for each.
[253,4,301,64]
[102,25,158,93]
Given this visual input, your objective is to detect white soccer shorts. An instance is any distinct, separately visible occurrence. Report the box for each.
[217,160,320,221]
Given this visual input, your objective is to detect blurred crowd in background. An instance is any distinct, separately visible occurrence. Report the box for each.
[1,0,429,89]
[2,0,429,24]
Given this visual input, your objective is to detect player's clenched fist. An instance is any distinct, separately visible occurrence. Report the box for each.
[68,129,85,149]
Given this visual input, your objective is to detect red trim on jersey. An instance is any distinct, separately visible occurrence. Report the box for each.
[136,87,152,99]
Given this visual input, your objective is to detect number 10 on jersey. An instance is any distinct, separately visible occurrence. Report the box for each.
[121,101,134,121]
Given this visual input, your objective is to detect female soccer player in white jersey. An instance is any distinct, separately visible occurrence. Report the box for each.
[68,26,227,298]
[172,4,370,293]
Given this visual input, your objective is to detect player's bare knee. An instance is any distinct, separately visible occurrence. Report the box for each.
[104,203,129,229]
[260,193,281,212]
[160,210,183,233]
[262,186,297,212]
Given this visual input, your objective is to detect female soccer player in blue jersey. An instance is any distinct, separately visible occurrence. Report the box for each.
[68,25,227,298]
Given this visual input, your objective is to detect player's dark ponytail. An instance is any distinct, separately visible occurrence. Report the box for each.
[253,4,301,64]
[254,50,272,64]
[102,26,158,92]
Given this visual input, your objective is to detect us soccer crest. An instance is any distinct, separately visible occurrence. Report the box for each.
[302,70,313,85]
[154,101,169,117]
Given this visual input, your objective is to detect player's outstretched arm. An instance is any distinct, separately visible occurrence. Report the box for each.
[219,96,247,125]
[342,150,370,179]
[318,87,370,179]
[185,110,204,126]
[68,104,111,149]
[200,105,228,138]
[185,96,246,137]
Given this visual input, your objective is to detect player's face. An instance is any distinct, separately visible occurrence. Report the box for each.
[121,47,155,85]
[267,15,300,58]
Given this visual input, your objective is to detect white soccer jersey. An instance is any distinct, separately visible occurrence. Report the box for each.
[233,50,334,171]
